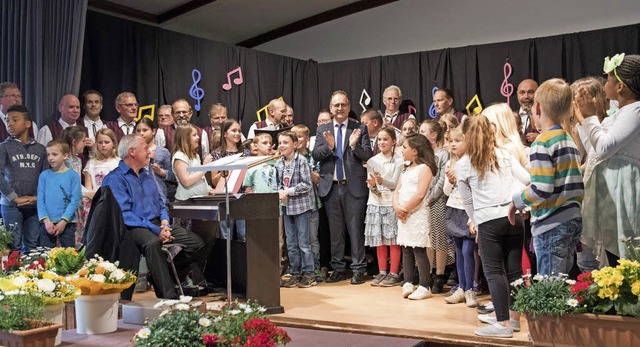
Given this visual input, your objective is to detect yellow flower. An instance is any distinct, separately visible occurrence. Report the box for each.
[41,272,57,280]
[598,286,619,300]
[632,281,640,296]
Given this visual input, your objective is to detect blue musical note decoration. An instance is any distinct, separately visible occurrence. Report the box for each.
[189,69,205,111]
[429,86,439,118]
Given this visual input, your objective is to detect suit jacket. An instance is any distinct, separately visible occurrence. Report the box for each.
[312,119,372,199]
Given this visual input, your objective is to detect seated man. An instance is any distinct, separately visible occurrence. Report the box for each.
[103,134,204,299]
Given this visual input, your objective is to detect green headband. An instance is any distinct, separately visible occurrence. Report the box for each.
[603,53,626,86]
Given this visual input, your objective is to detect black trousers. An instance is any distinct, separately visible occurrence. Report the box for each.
[129,225,204,299]
[478,216,523,322]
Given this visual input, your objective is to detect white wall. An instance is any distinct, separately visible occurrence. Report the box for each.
[255,0,640,63]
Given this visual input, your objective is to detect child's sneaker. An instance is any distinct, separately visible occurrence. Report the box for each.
[408,285,433,300]
[380,273,401,287]
[402,282,415,298]
[314,269,325,283]
[297,274,317,288]
[370,273,387,286]
[478,314,521,332]
[465,289,478,307]
[444,287,465,304]
[474,323,513,338]
[283,275,301,288]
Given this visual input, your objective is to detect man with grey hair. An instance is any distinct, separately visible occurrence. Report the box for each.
[247,98,287,139]
[103,134,205,299]
[382,85,414,132]
[0,82,38,142]
[37,94,84,145]
[106,92,139,141]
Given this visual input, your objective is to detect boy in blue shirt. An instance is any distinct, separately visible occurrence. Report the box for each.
[0,105,48,252]
[37,139,82,248]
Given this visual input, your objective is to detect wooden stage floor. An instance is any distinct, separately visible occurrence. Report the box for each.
[269,281,533,347]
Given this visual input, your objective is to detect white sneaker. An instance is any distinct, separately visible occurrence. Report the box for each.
[408,285,433,300]
[474,323,513,338]
[444,287,465,304]
[465,289,478,307]
[402,282,416,298]
[478,314,521,332]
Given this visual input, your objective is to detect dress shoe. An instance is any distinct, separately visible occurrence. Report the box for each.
[350,272,365,285]
[325,271,348,283]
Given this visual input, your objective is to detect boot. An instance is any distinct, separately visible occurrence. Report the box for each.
[447,268,458,287]
[431,274,446,294]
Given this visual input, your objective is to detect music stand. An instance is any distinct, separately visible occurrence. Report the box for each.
[187,154,276,305]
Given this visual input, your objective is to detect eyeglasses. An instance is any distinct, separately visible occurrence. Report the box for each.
[2,94,22,99]
[119,103,138,108]
[331,103,349,108]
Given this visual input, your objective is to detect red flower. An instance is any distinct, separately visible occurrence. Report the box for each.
[243,332,274,347]
[577,272,592,282]
[203,333,220,345]
[28,258,44,270]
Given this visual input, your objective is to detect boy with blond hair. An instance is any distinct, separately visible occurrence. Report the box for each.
[509,78,584,276]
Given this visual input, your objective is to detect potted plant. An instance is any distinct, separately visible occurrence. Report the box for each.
[0,221,13,257]
[133,299,291,347]
[1,269,80,346]
[0,289,62,347]
[67,255,136,334]
[512,263,640,347]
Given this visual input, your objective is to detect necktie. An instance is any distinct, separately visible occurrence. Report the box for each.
[336,124,344,180]
[92,123,97,138]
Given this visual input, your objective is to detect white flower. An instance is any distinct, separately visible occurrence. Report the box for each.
[190,301,202,307]
[567,299,579,307]
[36,279,56,293]
[511,278,524,287]
[153,301,166,309]
[603,53,625,73]
[258,307,267,313]
[163,300,178,306]
[159,309,170,317]
[237,303,247,309]
[244,307,253,314]
[136,327,151,339]
[179,295,193,303]
[91,274,106,283]
[175,303,190,311]
[100,262,118,273]
[213,316,222,323]
[565,280,576,286]
[198,317,211,327]
[533,274,543,281]
[11,276,28,287]
[229,309,241,315]
[109,269,126,281]
[0,295,4,301]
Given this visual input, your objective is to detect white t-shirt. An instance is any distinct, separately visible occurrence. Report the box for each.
[82,157,120,190]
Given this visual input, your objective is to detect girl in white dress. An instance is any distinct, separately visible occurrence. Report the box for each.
[393,134,438,300]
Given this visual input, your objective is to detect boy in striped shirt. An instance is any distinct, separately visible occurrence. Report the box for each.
[509,78,584,276]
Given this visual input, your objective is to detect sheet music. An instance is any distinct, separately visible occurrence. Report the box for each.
[187,155,274,172]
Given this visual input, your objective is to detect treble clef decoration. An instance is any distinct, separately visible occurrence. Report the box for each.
[429,86,439,118]
[500,61,514,105]
[189,69,205,111]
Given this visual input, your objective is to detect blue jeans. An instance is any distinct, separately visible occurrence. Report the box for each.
[39,222,76,248]
[453,236,475,291]
[219,219,246,242]
[533,218,582,276]
[2,205,40,253]
[283,209,313,276]
[309,210,320,270]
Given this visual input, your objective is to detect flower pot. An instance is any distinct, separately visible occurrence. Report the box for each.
[74,293,119,334]
[0,320,63,347]
[526,313,640,347]
[43,303,65,346]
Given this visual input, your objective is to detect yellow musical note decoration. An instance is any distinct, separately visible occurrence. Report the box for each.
[256,96,284,122]
[465,94,483,116]
[135,104,156,122]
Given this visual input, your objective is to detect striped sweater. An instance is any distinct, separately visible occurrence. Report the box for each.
[512,127,584,236]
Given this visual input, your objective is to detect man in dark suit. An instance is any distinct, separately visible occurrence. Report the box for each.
[312,90,373,285]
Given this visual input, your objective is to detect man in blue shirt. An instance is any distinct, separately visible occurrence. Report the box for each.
[103,134,204,299]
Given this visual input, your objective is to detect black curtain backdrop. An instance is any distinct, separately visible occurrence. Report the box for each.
[80,11,640,133]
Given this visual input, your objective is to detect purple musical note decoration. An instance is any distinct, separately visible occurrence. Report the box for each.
[429,86,439,118]
[189,69,204,111]
[500,61,514,104]
[222,66,244,91]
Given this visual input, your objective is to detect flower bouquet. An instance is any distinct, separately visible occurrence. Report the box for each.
[0,270,80,305]
[133,299,290,347]
[45,247,86,276]
[68,255,136,295]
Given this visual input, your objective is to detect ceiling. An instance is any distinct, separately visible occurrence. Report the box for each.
[88,0,398,48]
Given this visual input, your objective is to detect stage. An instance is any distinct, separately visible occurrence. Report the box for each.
[269,280,533,347]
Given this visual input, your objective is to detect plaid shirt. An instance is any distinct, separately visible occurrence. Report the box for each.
[301,151,323,211]
[276,152,312,215]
